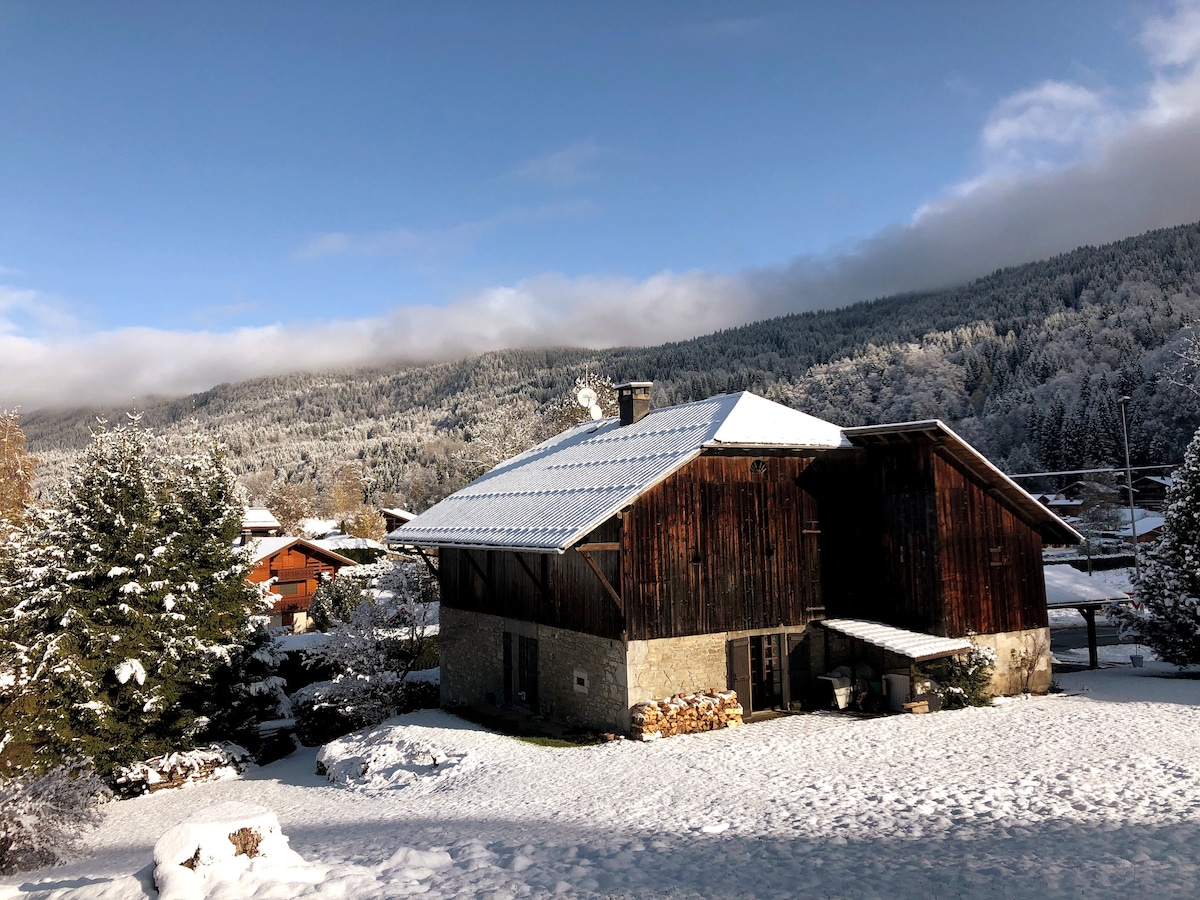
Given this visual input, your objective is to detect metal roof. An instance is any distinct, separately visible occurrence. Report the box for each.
[394,391,850,553]
[842,419,1083,545]
[1043,564,1131,608]
[396,395,1081,554]
[820,619,974,663]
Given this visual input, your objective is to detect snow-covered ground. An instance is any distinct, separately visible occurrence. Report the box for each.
[4,663,1199,899]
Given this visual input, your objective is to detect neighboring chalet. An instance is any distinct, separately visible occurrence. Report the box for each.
[397,386,1082,734]
[381,508,417,533]
[1131,475,1173,511]
[245,537,355,632]
[241,507,282,539]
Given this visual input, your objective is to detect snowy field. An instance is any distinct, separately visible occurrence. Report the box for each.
[4,663,1199,900]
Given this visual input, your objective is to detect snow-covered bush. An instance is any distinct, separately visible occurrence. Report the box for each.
[1109,426,1200,666]
[294,584,437,746]
[0,758,109,875]
[307,574,367,632]
[928,643,996,709]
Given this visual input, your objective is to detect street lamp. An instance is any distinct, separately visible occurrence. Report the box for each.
[1118,396,1140,580]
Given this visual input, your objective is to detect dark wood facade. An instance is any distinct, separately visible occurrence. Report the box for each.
[440,438,1051,644]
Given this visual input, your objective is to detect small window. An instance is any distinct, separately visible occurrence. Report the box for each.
[573,668,589,694]
[275,581,303,596]
[989,547,1008,567]
[750,459,768,476]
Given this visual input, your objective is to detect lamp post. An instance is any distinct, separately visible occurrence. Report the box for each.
[1118,395,1140,580]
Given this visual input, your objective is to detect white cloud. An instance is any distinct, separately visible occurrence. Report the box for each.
[1140,0,1200,67]
[510,140,605,188]
[0,270,752,410]
[0,285,79,335]
[294,201,596,261]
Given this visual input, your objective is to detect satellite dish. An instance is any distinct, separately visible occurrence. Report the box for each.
[589,403,603,420]
[577,387,598,409]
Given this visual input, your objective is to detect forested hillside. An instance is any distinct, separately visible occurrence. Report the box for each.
[22,221,1200,513]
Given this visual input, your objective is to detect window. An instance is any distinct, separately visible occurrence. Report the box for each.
[275,581,303,596]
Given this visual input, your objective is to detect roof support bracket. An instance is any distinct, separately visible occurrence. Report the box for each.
[415,547,439,578]
[577,547,623,618]
[516,549,552,607]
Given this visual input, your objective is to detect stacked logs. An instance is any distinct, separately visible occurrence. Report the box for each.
[630,689,743,741]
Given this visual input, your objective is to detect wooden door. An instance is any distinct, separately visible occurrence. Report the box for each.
[750,634,783,711]
[728,637,751,710]
[517,635,539,713]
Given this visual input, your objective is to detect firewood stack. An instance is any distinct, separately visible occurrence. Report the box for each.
[630,689,743,741]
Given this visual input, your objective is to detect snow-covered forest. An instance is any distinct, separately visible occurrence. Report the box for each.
[20,221,1200,513]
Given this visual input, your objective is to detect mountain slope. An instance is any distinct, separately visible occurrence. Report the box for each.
[22,221,1200,510]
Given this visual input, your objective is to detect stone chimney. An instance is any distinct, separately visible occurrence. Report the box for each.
[617,382,652,426]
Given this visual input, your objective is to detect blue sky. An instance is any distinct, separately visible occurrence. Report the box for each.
[3,1,1200,409]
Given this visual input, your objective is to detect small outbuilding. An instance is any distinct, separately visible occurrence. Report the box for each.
[399,387,1081,733]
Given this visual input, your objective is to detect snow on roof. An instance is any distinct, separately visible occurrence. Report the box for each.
[245,536,357,567]
[1043,564,1132,607]
[245,536,296,562]
[820,619,973,662]
[299,517,340,539]
[242,507,281,529]
[398,391,849,553]
[381,507,416,520]
[315,535,387,552]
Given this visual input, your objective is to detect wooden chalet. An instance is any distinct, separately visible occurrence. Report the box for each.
[400,386,1081,733]
[245,537,356,632]
[1131,475,1172,511]
[241,507,282,538]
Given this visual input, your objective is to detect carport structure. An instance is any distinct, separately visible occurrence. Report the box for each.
[1043,564,1132,669]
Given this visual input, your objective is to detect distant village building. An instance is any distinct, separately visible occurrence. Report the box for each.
[1131,475,1173,511]
[399,386,1081,734]
[380,508,417,533]
[241,507,282,538]
[245,537,355,632]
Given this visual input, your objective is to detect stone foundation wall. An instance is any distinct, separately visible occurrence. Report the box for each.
[625,633,730,706]
[439,606,505,708]
[972,627,1053,695]
[534,627,629,732]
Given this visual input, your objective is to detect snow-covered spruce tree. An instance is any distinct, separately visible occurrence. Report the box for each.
[1110,426,1200,666]
[0,417,258,777]
[202,620,292,762]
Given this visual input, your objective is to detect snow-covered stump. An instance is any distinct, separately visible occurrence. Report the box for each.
[629,689,743,740]
[152,803,313,900]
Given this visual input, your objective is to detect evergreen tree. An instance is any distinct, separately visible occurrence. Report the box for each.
[1110,426,1200,666]
[202,621,292,762]
[0,416,258,776]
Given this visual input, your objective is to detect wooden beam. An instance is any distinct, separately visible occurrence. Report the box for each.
[415,547,439,577]
[464,550,490,588]
[577,547,623,615]
[575,541,620,552]
[1081,606,1099,670]
[514,552,549,599]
